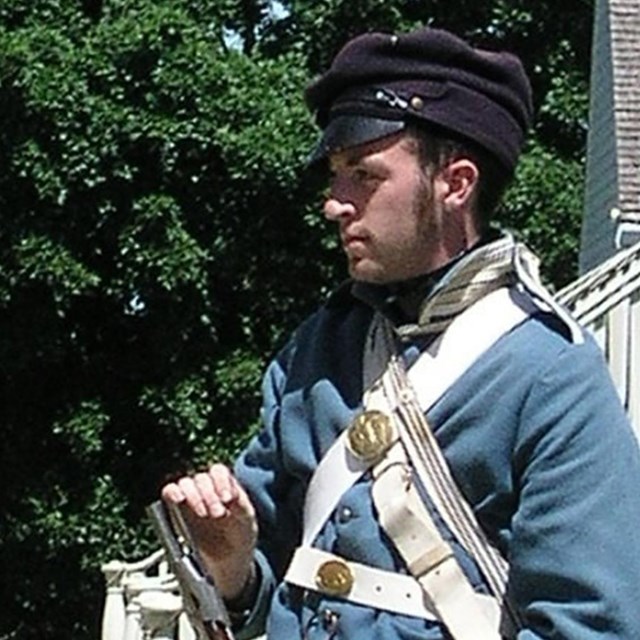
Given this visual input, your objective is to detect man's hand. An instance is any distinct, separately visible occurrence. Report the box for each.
[161,464,258,602]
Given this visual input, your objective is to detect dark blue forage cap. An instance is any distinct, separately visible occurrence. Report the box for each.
[305,27,533,171]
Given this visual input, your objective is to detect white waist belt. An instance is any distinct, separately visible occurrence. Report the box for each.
[285,546,437,620]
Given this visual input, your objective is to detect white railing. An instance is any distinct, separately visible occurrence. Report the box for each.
[101,549,196,640]
[557,240,640,438]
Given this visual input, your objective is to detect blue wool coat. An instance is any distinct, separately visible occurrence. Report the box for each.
[233,281,640,639]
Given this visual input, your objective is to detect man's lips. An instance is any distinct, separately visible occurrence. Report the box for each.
[341,231,369,248]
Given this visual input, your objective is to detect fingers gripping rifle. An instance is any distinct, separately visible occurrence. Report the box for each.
[147,500,235,640]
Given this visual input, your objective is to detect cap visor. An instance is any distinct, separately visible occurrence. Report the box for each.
[307,115,406,165]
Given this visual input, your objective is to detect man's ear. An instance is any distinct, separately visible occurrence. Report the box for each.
[438,158,479,209]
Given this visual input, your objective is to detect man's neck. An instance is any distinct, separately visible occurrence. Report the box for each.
[352,231,501,326]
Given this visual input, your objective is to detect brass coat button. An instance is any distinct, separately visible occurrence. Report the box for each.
[347,410,393,462]
[315,560,354,596]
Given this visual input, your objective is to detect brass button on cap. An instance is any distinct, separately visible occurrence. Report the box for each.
[315,560,354,596]
[410,95,424,110]
[347,410,393,462]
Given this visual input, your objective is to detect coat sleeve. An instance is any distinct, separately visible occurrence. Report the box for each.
[509,337,640,638]
[230,340,303,639]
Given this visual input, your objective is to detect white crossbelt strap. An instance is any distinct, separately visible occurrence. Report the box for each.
[288,286,536,634]
[405,286,537,411]
[302,286,533,547]
[365,291,535,637]
[386,289,535,612]
[301,431,394,547]
[371,443,501,638]
[372,432,501,640]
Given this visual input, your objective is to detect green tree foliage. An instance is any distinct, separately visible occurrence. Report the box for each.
[0,1,591,637]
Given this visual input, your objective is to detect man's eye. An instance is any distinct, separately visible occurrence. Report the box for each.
[352,168,372,182]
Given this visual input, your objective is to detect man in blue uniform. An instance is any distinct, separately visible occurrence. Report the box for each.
[161,26,640,639]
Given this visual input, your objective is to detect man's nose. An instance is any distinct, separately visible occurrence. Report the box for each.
[324,197,355,221]
[323,190,357,221]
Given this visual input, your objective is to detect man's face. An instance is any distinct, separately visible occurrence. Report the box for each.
[323,132,460,284]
